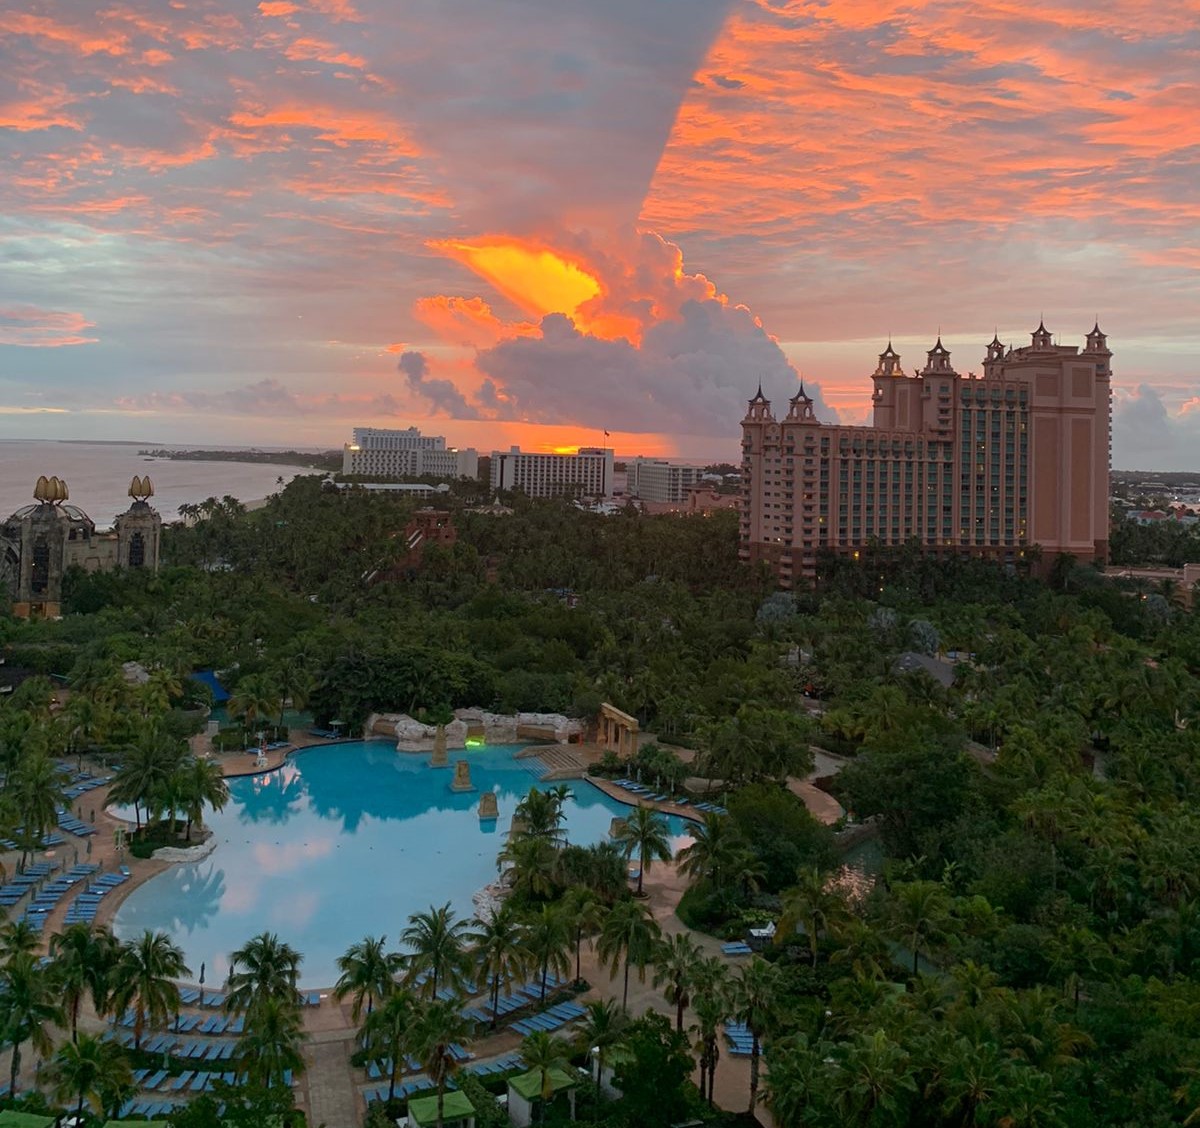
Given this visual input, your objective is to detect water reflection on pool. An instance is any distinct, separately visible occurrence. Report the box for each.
[111,741,690,988]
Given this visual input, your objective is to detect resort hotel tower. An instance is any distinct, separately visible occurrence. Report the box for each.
[739,321,1113,587]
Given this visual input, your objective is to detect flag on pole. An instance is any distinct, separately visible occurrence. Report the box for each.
[603,430,610,437]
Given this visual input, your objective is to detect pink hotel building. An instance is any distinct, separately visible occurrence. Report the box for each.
[739,322,1112,586]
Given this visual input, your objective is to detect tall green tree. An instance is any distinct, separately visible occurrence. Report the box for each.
[731,957,783,1115]
[109,930,189,1050]
[575,999,629,1114]
[45,1032,132,1123]
[234,994,306,1090]
[334,934,402,1022]
[226,931,303,1019]
[361,989,418,1103]
[519,1030,572,1125]
[49,922,121,1041]
[596,899,662,1009]
[652,932,703,1033]
[402,903,473,1001]
[611,805,673,897]
[524,903,571,1004]
[0,951,63,1097]
[469,905,530,1029]
[413,998,473,1128]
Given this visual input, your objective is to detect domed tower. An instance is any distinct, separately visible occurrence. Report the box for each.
[983,333,1006,377]
[1031,319,1054,350]
[786,381,817,422]
[2,476,83,618]
[114,476,162,570]
[920,337,957,377]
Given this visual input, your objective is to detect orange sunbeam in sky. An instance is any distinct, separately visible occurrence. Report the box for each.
[431,236,643,343]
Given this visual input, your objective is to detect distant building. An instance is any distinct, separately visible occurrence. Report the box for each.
[740,321,1113,586]
[0,475,162,619]
[343,426,478,480]
[366,508,456,584]
[490,447,614,499]
[627,457,707,503]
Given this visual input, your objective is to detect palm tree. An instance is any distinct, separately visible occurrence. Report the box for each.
[11,751,68,865]
[362,989,418,1102]
[234,994,306,1089]
[49,923,121,1041]
[176,756,230,841]
[499,835,561,901]
[779,866,849,966]
[653,932,702,1033]
[272,656,314,727]
[335,935,401,1022]
[512,787,567,844]
[402,903,473,1000]
[575,999,628,1111]
[891,880,951,977]
[596,899,661,1009]
[0,952,64,1096]
[524,904,571,1004]
[692,984,729,1106]
[468,905,530,1029]
[45,1032,132,1123]
[562,887,605,985]
[413,998,473,1128]
[0,918,41,964]
[731,957,783,1114]
[109,930,189,1050]
[611,805,673,897]
[520,1029,572,1124]
[675,811,742,888]
[228,672,279,733]
[109,718,184,831]
[226,931,303,1018]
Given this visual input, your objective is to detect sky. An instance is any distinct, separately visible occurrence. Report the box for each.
[1,0,1198,467]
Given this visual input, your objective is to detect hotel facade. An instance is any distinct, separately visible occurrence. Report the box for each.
[491,447,614,500]
[739,322,1112,586]
[343,426,478,480]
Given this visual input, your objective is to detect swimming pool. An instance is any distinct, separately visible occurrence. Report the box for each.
[110,741,690,989]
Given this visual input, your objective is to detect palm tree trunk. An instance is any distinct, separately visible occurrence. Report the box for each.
[912,933,920,977]
[72,995,80,1042]
[77,1090,86,1123]
[676,992,684,1033]
[622,958,630,1009]
[540,963,548,1004]
[748,1035,760,1113]
[637,847,645,896]
[437,1081,445,1128]
[574,933,583,984]
[388,1056,398,1102]
[9,1043,19,1098]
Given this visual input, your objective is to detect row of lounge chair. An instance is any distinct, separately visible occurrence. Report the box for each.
[175,985,322,1008]
[106,1030,239,1060]
[721,941,753,957]
[57,807,96,836]
[0,861,59,907]
[57,765,111,801]
[694,801,729,815]
[117,1009,246,1035]
[612,778,683,804]
[365,1044,471,1081]
[13,864,101,931]
[468,1052,525,1078]
[724,1020,756,1056]
[0,830,65,851]
[510,999,586,1036]
[63,870,129,924]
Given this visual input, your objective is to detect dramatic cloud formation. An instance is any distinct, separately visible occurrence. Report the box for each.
[0,0,1196,462]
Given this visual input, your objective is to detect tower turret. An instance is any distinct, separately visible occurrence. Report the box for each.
[873,342,905,378]
[1031,319,1053,349]
[786,381,816,422]
[743,383,775,423]
[920,337,957,377]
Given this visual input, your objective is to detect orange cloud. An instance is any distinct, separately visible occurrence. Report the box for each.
[413,295,537,349]
[0,307,98,348]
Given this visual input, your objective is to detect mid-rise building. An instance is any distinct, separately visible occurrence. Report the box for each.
[343,426,478,480]
[628,458,707,504]
[490,447,614,499]
[739,321,1112,586]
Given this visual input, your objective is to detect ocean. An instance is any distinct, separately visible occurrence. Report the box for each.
[0,441,314,526]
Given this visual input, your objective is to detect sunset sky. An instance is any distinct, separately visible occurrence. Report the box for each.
[2,0,1198,467]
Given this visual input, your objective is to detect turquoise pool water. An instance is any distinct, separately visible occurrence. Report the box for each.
[110,741,690,989]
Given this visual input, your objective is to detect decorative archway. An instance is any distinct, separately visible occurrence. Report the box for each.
[598,703,639,758]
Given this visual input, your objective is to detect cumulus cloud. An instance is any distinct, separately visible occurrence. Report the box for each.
[1113,384,1200,471]
[397,349,481,419]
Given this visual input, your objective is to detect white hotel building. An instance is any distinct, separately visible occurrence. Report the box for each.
[342,427,478,480]
[627,458,709,504]
[490,447,614,499]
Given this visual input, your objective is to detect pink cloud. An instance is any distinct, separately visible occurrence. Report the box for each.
[0,307,98,348]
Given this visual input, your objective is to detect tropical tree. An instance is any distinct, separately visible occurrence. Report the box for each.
[226,932,302,1018]
[11,751,68,864]
[228,672,279,732]
[45,1032,132,1123]
[675,812,743,889]
[611,805,673,897]
[519,1029,572,1125]
[562,886,605,985]
[511,787,568,845]
[0,918,41,964]
[468,905,530,1029]
[576,998,629,1115]
[109,930,189,1050]
[402,903,473,1000]
[334,934,402,1022]
[234,994,306,1090]
[109,718,184,830]
[891,880,951,977]
[175,756,230,841]
[778,865,850,966]
[49,922,121,1041]
[731,957,783,1114]
[361,989,419,1103]
[596,899,662,1009]
[524,903,571,1004]
[413,998,473,1128]
[500,835,561,901]
[0,951,63,1096]
[653,932,703,1033]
